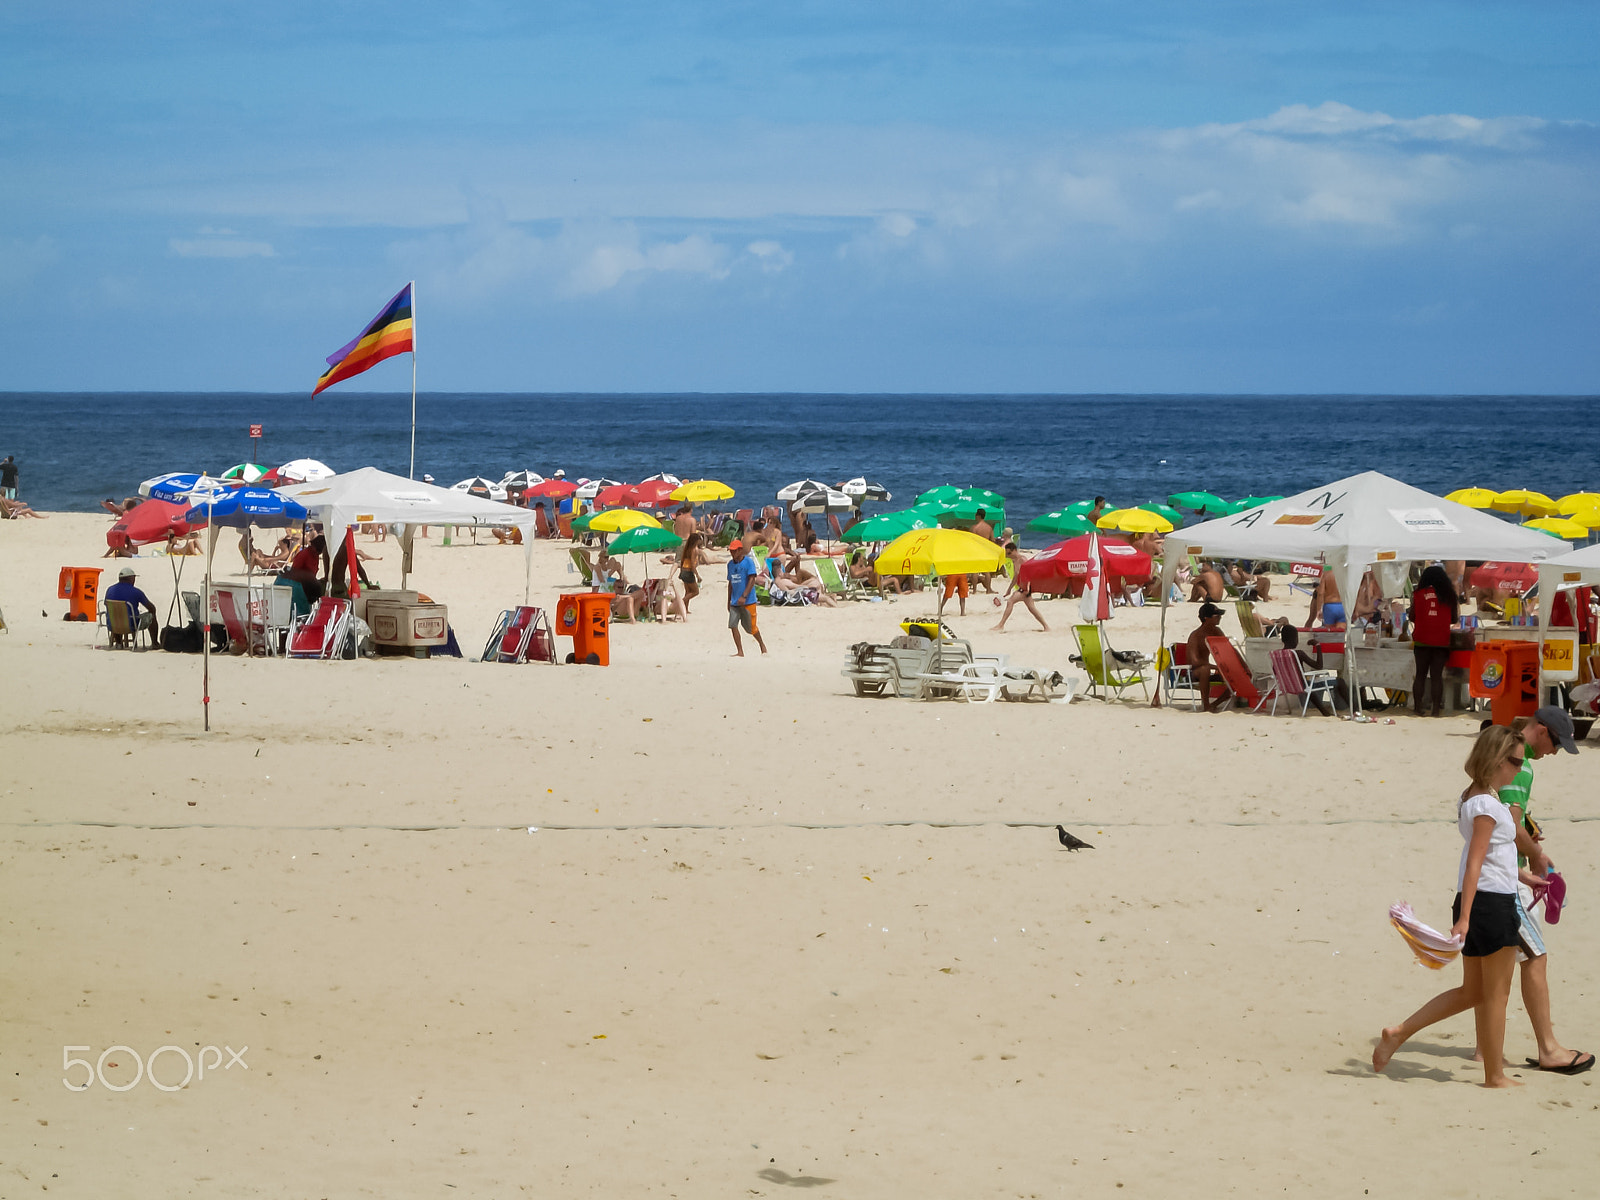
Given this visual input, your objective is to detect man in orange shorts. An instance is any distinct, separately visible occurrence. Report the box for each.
[726,540,768,657]
[938,572,970,617]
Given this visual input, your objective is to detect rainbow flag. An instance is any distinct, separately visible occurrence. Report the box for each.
[312,283,414,395]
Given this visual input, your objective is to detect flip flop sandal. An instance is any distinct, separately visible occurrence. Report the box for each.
[1524,1051,1594,1075]
[1543,871,1567,925]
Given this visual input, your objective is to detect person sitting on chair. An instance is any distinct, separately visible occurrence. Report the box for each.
[104,566,160,645]
[281,534,328,602]
[1189,560,1225,603]
[1186,602,1232,713]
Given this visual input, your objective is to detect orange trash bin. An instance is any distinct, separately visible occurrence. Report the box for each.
[57,566,103,622]
[1471,639,1540,726]
[556,591,612,665]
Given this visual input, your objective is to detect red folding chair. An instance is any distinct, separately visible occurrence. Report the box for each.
[482,606,555,663]
[286,598,351,659]
[1206,636,1267,711]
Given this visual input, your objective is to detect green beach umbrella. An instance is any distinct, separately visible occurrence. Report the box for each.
[1027,509,1096,536]
[606,525,683,555]
[1138,502,1184,525]
[570,511,597,532]
[1169,491,1231,515]
[1234,495,1284,512]
[841,509,937,543]
[916,485,963,505]
[937,507,1007,532]
[917,485,1007,509]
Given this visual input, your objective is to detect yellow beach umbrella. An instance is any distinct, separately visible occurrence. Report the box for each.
[1492,489,1557,517]
[1565,506,1600,530]
[1526,517,1590,540]
[670,479,735,503]
[589,509,663,533]
[1444,487,1499,508]
[1557,492,1600,514]
[875,528,1005,577]
[1097,507,1173,534]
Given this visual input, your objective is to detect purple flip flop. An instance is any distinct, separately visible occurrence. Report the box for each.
[1543,871,1567,925]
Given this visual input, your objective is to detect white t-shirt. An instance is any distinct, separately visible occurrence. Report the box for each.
[1457,792,1519,895]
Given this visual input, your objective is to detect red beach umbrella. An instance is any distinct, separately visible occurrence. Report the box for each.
[625,480,679,509]
[106,499,208,551]
[594,483,635,508]
[1018,534,1152,594]
[527,479,578,499]
[1469,562,1537,595]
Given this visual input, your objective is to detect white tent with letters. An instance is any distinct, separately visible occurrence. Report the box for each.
[280,467,538,598]
[1156,471,1560,705]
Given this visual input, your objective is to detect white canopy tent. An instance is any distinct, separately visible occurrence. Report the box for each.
[1157,471,1560,707]
[280,467,539,600]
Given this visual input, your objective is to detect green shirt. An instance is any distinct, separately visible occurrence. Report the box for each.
[1497,757,1534,868]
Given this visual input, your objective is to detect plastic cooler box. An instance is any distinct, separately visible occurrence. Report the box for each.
[365,597,449,649]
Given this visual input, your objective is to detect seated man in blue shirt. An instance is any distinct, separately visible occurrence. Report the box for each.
[104,565,160,645]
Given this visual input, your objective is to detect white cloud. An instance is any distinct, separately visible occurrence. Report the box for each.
[745,239,793,273]
[169,231,276,258]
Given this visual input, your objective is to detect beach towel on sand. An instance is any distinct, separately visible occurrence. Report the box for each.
[1390,902,1463,970]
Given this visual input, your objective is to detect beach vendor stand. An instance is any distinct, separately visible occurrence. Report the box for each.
[280,466,539,599]
[1153,472,1559,714]
[1535,543,1600,718]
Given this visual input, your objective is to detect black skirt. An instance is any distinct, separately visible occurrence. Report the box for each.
[1452,890,1520,957]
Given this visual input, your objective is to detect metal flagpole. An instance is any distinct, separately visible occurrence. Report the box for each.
[408,280,418,481]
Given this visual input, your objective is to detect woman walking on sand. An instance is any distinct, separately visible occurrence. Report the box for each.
[1373,724,1535,1088]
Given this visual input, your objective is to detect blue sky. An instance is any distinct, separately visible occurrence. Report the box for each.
[2,1,1597,392]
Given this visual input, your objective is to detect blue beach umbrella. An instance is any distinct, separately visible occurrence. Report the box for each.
[142,472,232,504]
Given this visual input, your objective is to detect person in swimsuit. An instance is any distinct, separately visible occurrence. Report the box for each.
[678,533,703,613]
[1310,571,1345,627]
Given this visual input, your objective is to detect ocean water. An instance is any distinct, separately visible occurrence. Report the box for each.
[4,392,1598,544]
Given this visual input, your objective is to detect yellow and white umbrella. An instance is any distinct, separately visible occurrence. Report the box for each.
[670,480,735,504]
[1096,507,1173,534]
[589,509,663,533]
[1526,517,1589,540]
[1492,489,1557,518]
[1444,487,1499,508]
[874,528,1005,577]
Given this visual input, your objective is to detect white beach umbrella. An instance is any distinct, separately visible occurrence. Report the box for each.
[777,479,830,501]
[639,472,682,486]
[452,476,509,501]
[501,470,545,490]
[790,487,854,515]
[273,458,335,483]
[576,477,623,501]
[840,477,892,503]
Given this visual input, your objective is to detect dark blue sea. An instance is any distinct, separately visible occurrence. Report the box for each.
[4,393,1597,544]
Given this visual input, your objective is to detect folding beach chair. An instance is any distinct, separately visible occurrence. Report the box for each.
[286,598,352,660]
[215,589,267,656]
[1158,643,1200,711]
[1266,647,1339,717]
[811,556,854,601]
[1072,624,1148,703]
[482,606,555,663]
[1235,600,1264,639]
[101,599,154,651]
[1205,636,1267,711]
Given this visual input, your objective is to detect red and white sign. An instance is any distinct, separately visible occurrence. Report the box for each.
[249,424,263,438]
[1291,562,1323,578]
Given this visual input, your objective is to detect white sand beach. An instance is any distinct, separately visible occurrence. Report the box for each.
[3,514,1597,1196]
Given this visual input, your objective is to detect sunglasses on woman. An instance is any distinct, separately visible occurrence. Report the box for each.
[1507,755,1526,767]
